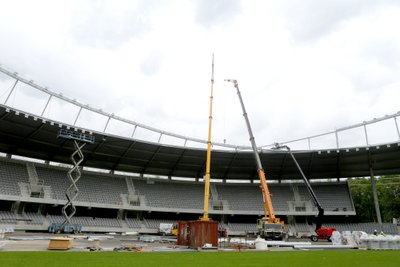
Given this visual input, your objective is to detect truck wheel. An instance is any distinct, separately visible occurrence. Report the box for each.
[310,235,318,242]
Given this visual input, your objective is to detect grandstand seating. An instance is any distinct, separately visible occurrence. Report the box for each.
[0,160,30,196]
[77,174,127,205]
[35,165,128,205]
[23,212,44,225]
[297,183,354,211]
[125,218,142,229]
[219,221,228,230]
[216,182,354,213]
[216,184,264,211]
[47,215,121,228]
[144,218,177,230]
[134,180,208,210]
[0,159,357,215]
[3,158,388,235]
[0,211,17,224]
[34,166,69,200]
[295,222,312,233]
[0,159,356,215]
[269,185,294,211]
[228,222,257,232]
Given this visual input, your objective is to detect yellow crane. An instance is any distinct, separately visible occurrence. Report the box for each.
[177,55,219,248]
[225,79,285,240]
[200,54,215,221]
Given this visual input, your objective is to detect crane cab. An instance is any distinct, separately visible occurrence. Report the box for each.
[257,217,285,240]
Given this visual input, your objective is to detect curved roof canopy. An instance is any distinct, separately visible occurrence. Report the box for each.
[0,104,399,180]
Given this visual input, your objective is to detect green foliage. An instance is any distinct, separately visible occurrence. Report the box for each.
[349,175,400,222]
[0,251,399,267]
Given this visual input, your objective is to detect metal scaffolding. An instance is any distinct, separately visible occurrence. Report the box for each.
[57,129,94,225]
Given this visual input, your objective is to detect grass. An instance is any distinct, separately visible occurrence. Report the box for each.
[0,250,399,267]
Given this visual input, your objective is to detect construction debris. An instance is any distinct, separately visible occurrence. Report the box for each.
[113,245,143,252]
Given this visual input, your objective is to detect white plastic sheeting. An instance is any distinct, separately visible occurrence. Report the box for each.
[0,227,11,250]
[329,230,400,250]
[330,231,342,245]
[360,234,400,250]
[254,237,269,250]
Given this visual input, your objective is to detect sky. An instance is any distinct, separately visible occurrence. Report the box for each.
[0,0,400,149]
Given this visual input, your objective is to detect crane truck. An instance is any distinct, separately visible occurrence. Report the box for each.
[225,79,285,240]
[273,144,336,242]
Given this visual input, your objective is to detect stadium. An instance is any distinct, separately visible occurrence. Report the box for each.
[2,3,400,267]
[0,61,399,241]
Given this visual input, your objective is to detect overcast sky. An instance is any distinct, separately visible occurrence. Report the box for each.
[0,0,400,149]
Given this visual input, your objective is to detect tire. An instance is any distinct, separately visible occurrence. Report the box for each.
[310,235,318,242]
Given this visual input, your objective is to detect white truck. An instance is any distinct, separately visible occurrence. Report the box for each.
[159,223,177,236]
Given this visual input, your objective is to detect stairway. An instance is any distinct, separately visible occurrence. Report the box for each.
[125,177,136,195]
[26,163,39,185]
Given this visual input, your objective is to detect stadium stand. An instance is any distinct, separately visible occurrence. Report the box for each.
[0,211,17,224]
[134,180,209,210]
[0,158,355,215]
[125,218,142,229]
[34,166,69,200]
[143,219,177,230]
[216,184,264,211]
[228,222,257,233]
[297,183,354,212]
[36,165,128,205]
[0,160,30,196]
[295,222,312,233]
[47,215,121,228]
[23,212,45,225]
[0,157,397,235]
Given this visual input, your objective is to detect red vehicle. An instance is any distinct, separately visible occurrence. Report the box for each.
[311,227,336,242]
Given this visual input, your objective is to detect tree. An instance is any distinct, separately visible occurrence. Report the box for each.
[348,175,400,223]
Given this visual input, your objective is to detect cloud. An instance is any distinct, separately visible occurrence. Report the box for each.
[0,0,399,149]
[140,49,164,76]
[276,0,400,43]
[0,71,11,82]
[69,1,161,49]
[194,0,242,28]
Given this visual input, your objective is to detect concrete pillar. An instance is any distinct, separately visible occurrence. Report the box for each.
[369,166,382,225]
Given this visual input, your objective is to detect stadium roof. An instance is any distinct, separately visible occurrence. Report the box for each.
[0,104,399,180]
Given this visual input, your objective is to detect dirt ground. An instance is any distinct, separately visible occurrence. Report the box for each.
[0,232,181,252]
[0,231,323,252]
[0,232,312,251]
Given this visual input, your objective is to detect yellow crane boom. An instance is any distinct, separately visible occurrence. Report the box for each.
[225,79,280,224]
[201,54,215,221]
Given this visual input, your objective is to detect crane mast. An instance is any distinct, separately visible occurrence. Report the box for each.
[225,79,279,224]
[201,54,215,221]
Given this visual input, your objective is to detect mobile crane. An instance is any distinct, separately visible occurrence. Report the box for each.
[273,144,336,242]
[225,79,285,240]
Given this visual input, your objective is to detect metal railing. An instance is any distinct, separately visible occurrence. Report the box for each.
[1,63,399,151]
